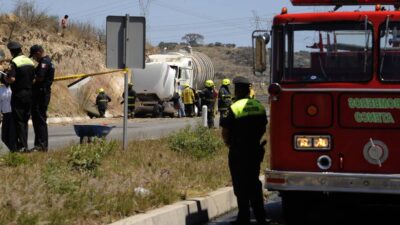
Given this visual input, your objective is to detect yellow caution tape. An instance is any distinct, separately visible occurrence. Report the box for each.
[54,69,127,81]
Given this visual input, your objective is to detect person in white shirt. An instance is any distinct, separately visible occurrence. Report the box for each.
[0,77,16,151]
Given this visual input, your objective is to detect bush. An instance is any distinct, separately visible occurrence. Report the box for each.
[68,139,118,172]
[167,124,223,159]
[0,153,28,167]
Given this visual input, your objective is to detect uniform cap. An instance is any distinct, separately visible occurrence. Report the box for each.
[7,41,22,50]
[233,76,250,85]
[29,44,43,57]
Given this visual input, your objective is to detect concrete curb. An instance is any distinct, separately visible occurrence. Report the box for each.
[109,187,237,225]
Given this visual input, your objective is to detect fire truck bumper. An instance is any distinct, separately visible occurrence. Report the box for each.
[265,170,400,194]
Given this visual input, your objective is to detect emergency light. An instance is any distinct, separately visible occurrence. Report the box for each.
[291,0,400,5]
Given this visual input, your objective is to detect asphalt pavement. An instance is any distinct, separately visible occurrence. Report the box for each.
[0,117,202,151]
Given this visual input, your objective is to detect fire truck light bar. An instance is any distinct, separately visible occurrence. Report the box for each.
[291,0,400,5]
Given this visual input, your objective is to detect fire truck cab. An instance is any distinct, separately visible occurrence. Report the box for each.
[253,0,400,223]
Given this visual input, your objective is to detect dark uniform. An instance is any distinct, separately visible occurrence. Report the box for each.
[8,55,35,151]
[31,55,54,151]
[218,84,232,123]
[220,78,268,225]
[122,86,136,118]
[200,87,217,128]
[96,92,111,117]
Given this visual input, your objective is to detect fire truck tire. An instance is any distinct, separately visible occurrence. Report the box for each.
[281,191,309,225]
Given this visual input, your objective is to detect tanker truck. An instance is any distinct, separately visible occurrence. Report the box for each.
[132,48,214,117]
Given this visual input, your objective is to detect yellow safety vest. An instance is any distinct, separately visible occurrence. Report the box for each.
[182,87,195,104]
[230,98,265,119]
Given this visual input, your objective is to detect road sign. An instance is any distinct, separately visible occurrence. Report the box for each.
[106,16,145,69]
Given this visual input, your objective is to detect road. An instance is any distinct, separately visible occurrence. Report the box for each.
[22,117,202,150]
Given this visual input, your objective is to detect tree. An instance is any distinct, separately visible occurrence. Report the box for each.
[181,33,204,46]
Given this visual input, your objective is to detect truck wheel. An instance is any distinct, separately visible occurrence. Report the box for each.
[152,104,163,118]
[281,191,308,225]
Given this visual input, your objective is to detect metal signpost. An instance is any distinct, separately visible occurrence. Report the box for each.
[106,15,145,150]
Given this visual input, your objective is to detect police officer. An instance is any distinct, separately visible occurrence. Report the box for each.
[121,82,136,118]
[218,78,232,124]
[200,79,217,128]
[220,76,268,225]
[29,45,54,151]
[5,41,35,152]
[96,88,111,118]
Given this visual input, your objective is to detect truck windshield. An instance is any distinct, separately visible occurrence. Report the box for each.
[380,21,400,82]
[277,22,373,83]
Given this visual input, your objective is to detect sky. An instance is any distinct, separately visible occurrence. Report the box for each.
[0,0,382,47]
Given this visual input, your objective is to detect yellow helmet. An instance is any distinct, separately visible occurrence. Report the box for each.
[183,83,190,87]
[205,80,214,88]
[98,88,104,93]
[222,78,230,86]
[128,82,133,86]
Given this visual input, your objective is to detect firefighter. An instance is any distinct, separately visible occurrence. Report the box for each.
[200,79,217,128]
[29,44,54,152]
[249,83,256,99]
[220,76,268,225]
[96,88,111,118]
[218,78,232,124]
[121,82,136,118]
[5,41,35,152]
[182,83,195,117]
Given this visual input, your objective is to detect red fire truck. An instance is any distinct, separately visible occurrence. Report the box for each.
[252,0,400,223]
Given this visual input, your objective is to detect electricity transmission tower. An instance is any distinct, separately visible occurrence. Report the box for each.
[139,0,154,18]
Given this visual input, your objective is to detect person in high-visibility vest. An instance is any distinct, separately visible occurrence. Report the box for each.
[5,41,35,152]
[218,78,232,124]
[220,76,268,225]
[121,82,136,118]
[182,83,195,117]
[96,88,111,118]
[249,83,256,99]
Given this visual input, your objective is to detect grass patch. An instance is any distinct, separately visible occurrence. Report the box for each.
[0,153,29,167]
[168,124,223,159]
[0,128,231,224]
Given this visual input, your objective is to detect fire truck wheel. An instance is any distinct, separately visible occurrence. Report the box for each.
[281,191,309,225]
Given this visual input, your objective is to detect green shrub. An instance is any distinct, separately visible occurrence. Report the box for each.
[68,139,118,172]
[0,153,28,167]
[41,161,79,194]
[168,124,223,159]
[16,212,39,225]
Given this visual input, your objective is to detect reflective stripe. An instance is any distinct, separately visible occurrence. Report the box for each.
[99,100,109,102]
[230,98,265,119]
[12,55,34,68]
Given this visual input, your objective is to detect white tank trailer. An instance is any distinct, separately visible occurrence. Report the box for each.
[132,49,214,117]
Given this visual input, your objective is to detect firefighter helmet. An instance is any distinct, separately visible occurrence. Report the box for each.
[222,78,231,86]
[205,80,214,87]
[98,88,105,93]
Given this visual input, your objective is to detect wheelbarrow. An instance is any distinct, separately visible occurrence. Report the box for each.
[73,124,115,144]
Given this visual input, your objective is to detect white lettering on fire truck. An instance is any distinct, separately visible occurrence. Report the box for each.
[348,98,400,109]
[354,112,395,124]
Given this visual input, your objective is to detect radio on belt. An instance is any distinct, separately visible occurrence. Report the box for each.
[291,0,400,5]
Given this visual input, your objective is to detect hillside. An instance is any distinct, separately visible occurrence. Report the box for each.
[0,10,268,117]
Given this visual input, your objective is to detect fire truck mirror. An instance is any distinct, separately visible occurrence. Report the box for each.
[254,34,269,75]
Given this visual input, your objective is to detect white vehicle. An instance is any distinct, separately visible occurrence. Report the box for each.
[132,48,214,117]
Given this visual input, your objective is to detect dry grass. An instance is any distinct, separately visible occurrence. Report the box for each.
[0,132,232,225]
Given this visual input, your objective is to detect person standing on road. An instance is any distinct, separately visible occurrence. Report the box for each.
[182,83,195,117]
[200,79,217,128]
[5,41,35,152]
[121,82,136,118]
[96,88,111,118]
[0,74,16,151]
[29,44,55,152]
[220,76,268,225]
[218,78,232,124]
